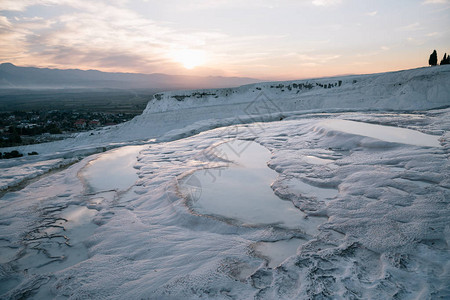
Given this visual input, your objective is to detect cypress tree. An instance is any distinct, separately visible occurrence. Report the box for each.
[440,53,446,65]
[441,53,450,65]
[429,50,438,66]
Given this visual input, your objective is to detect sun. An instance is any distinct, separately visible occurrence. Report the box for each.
[172,49,207,69]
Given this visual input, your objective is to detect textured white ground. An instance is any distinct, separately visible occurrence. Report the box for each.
[1,66,450,299]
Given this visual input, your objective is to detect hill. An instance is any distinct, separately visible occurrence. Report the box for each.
[0,63,262,90]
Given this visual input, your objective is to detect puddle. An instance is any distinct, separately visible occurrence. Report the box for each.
[20,205,98,275]
[253,238,307,268]
[317,119,441,147]
[87,197,104,209]
[80,145,145,192]
[181,141,324,235]
[60,205,97,230]
[286,178,338,202]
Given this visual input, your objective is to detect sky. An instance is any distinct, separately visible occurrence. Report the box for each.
[0,0,449,80]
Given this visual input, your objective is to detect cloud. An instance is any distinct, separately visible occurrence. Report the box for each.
[0,0,35,11]
[0,0,239,73]
[312,0,342,7]
[426,32,440,37]
[1,0,292,76]
[397,22,422,31]
[0,0,84,12]
[2,0,447,79]
[406,37,425,46]
[0,16,12,27]
[297,53,341,63]
[423,0,449,4]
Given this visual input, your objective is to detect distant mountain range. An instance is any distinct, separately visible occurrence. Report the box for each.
[0,63,262,90]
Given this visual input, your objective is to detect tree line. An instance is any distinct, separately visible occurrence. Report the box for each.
[429,50,450,66]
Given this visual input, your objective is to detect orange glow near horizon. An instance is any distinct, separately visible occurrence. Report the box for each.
[5,50,440,82]
[170,49,208,70]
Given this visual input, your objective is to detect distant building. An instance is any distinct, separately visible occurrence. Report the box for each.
[74,119,87,129]
[89,120,101,127]
[17,123,38,129]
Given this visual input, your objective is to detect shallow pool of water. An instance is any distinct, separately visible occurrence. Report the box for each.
[81,145,145,192]
[317,119,441,147]
[253,238,307,268]
[20,204,98,275]
[181,141,324,235]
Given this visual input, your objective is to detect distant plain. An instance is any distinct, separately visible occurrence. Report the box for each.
[0,89,156,113]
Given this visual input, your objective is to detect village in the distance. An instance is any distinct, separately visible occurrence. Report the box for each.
[0,110,137,148]
[0,89,154,158]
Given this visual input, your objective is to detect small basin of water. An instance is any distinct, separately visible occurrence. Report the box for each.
[253,238,307,268]
[60,205,97,230]
[181,140,324,235]
[317,119,441,147]
[81,145,145,192]
[21,205,98,275]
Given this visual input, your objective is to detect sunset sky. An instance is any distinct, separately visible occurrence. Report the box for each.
[1,0,449,80]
